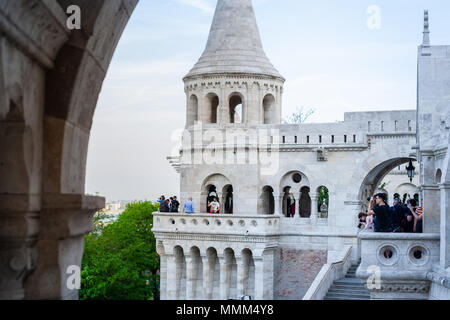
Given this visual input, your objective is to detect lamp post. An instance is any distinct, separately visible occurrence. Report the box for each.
[406,159,416,182]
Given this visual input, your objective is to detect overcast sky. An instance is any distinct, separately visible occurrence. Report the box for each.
[85,0,450,202]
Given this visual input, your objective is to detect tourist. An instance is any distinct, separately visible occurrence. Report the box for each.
[209,197,220,214]
[358,212,367,229]
[409,200,423,233]
[404,199,416,233]
[169,197,174,211]
[171,196,180,213]
[368,193,392,232]
[182,197,195,214]
[159,196,170,212]
[389,198,407,232]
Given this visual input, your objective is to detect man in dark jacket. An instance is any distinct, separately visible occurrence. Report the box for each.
[389,198,407,232]
[159,196,170,212]
[368,193,392,232]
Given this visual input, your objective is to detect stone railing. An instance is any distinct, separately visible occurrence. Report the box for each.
[303,246,353,300]
[356,231,440,300]
[152,212,281,236]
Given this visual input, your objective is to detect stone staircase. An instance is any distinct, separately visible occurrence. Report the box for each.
[324,262,371,300]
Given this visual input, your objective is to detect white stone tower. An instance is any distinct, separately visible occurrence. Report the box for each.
[183,0,285,127]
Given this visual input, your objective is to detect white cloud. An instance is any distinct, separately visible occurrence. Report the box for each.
[177,0,215,13]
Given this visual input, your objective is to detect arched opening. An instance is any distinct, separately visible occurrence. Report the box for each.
[263,94,276,124]
[436,169,442,184]
[317,186,329,218]
[299,186,311,218]
[241,249,255,298]
[229,94,243,124]
[259,186,275,215]
[189,247,203,300]
[223,185,234,214]
[358,157,417,213]
[206,185,218,213]
[187,94,199,127]
[174,246,186,300]
[282,186,294,217]
[204,93,219,124]
[205,248,220,300]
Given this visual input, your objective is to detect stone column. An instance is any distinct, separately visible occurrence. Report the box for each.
[440,183,450,269]
[422,185,441,233]
[219,257,229,300]
[185,256,195,300]
[25,194,104,300]
[274,194,283,216]
[165,255,177,300]
[0,194,40,300]
[236,256,245,296]
[310,193,319,223]
[203,256,212,300]
[159,255,167,300]
[253,258,264,300]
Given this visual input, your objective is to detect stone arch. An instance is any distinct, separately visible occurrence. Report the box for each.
[188,246,203,300]
[223,248,238,299]
[187,94,199,127]
[357,157,416,212]
[241,249,255,298]
[229,92,244,124]
[201,173,232,213]
[205,247,220,300]
[259,186,275,215]
[174,246,187,300]
[280,171,310,217]
[203,93,219,124]
[222,185,234,214]
[299,186,312,218]
[317,186,329,218]
[263,94,276,124]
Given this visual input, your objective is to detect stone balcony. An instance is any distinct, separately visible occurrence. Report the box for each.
[152,212,280,236]
[356,231,440,300]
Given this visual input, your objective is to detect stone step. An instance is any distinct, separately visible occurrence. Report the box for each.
[345,274,357,278]
[330,285,369,292]
[325,292,371,300]
[335,278,365,285]
[328,289,370,296]
[325,296,370,301]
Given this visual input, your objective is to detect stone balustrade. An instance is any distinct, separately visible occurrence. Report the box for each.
[356,231,440,300]
[153,212,280,236]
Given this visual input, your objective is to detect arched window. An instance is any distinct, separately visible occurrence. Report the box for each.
[229,94,243,124]
[259,186,275,215]
[436,169,442,184]
[204,93,219,124]
[187,94,198,126]
[299,186,311,218]
[263,94,276,124]
[317,186,329,218]
[223,185,234,214]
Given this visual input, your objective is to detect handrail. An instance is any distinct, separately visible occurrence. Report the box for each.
[303,246,352,300]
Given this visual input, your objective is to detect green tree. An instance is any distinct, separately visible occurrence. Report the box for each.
[318,186,329,211]
[80,201,160,300]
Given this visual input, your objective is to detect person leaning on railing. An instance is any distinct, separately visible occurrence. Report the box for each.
[182,197,195,214]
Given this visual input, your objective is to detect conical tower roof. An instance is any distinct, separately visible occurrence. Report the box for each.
[185,0,284,80]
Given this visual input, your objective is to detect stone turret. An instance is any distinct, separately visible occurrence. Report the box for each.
[183,0,285,127]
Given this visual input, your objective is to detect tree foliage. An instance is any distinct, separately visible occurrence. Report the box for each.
[80,201,160,300]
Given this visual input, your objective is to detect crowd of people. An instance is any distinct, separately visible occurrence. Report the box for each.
[358,193,423,233]
[157,196,223,215]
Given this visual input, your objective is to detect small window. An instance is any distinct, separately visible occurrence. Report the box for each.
[381,121,385,132]
[319,135,322,143]
[408,120,412,132]
[353,135,356,143]
[344,135,347,143]
[331,135,335,143]
[368,121,371,132]
[295,136,298,144]
[307,136,310,144]
[394,121,398,132]
[282,136,286,144]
